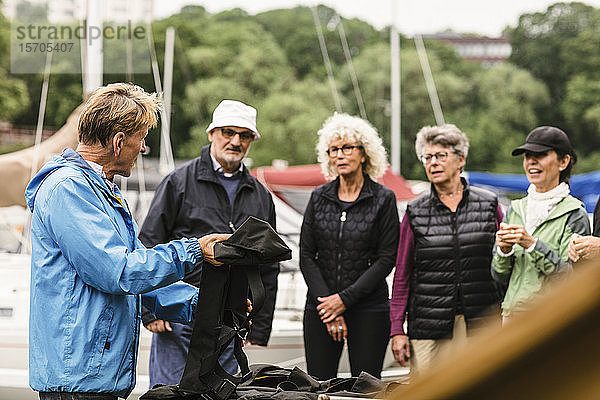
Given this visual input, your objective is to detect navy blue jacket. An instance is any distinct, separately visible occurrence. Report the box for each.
[139,145,279,344]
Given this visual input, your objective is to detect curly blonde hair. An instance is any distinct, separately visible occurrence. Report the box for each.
[316,113,388,179]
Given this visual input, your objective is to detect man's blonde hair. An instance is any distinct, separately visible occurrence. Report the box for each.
[78,83,161,146]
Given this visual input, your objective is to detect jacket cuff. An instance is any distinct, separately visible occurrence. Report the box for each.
[526,239,538,253]
[338,291,352,308]
[187,238,203,265]
[247,331,268,346]
[390,322,406,336]
[141,306,157,326]
[497,246,514,257]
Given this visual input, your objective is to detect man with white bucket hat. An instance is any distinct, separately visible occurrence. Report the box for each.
[139,100,279,387]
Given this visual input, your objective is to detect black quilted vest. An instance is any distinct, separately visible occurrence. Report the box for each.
[307,176,396,306]
[406,181,502,339]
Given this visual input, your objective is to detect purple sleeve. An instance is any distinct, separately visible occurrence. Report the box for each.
[390,215,414,336]
[496,203,504,229]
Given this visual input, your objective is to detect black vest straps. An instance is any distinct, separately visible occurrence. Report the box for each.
[178,262,255,399]
[141,217,292,400]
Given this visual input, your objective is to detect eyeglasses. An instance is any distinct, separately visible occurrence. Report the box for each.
[327,145,363,157]
[420,151,450,165]
[220,128,256,142]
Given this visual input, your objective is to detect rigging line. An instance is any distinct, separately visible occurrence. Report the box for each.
[168,31,205,131]
[126,33,134,82]
[335,15,367,119]
[30,50,52,182]
[311,6,342,113]
[160,27,176,176]
[146,22,175,175]
[414,34,445,125]
[21,49,52,254]
[120,30,134,197]
[390,18,401,175]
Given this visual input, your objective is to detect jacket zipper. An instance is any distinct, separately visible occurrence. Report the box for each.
[224,176,251,233]
[131,295,140,390]
[336,210,347,291]
[451,212,466,315]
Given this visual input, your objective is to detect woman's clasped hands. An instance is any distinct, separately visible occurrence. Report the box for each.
[496,222,536,254]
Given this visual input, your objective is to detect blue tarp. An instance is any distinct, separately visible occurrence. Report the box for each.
[467,171,600,213]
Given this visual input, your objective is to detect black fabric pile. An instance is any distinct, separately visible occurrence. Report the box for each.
[141,364,396,399]
[140,217,394,400]
[213,216,292,266]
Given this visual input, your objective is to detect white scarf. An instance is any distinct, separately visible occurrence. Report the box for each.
[525,182,570,234]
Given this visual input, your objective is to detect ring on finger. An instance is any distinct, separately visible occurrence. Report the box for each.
[330,326,335,331]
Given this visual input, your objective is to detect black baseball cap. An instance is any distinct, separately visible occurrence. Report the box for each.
[511,126,574,157]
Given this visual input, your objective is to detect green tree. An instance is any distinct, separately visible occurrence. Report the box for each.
[0,70,30,121]
[0,7,30,123]
[562,75,600,154]
[466,63,549,173]
[507,2,600,123]
[254,6,381,79]
[335,37,478,179]
[251,79,333,166]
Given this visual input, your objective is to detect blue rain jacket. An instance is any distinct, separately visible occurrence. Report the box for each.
[25,148,202,397]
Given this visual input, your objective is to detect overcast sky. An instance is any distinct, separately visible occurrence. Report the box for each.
[153,0,600,36]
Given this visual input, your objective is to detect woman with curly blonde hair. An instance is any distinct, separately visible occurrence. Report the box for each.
[300,113,400,379]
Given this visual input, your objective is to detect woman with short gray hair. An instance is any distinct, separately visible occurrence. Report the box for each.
[390,124,503,375]
[414,124,470,163]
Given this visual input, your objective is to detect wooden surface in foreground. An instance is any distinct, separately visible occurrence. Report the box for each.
[390,259,600,399]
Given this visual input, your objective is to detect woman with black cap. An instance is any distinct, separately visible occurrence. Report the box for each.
[492,126,590,323]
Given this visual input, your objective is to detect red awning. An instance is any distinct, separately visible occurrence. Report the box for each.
[251,164,417,201]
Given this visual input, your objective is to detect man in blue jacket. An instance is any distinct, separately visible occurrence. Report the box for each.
[25,83,229,400]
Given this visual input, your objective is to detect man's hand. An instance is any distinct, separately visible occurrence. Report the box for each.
[391,334,410,366]
[316,294,346,323]
[144,319,172,333]
[569,234,600,262]
[197,233,231,265]
[325,316,347,342]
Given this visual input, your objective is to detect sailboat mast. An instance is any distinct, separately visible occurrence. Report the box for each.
[159,27,175,175]
[390,1,401,174]
[83,0,103,96]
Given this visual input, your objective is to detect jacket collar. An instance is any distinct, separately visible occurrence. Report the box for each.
[195,145,254,189]
[60,148,128,210]
[428,177,470,207]
[321,174,375,206]
[513,193,582,222]
[62,148,118,199]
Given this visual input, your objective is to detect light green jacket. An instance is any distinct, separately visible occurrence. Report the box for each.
[492,195,590,316]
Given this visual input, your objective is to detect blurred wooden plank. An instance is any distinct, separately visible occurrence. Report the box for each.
[390,259,600,400]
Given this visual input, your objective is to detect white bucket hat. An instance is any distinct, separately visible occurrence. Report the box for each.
[206,100,261,139]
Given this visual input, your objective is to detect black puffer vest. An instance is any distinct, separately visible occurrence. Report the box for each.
[406,180,502,339]
[303,176,399,308]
